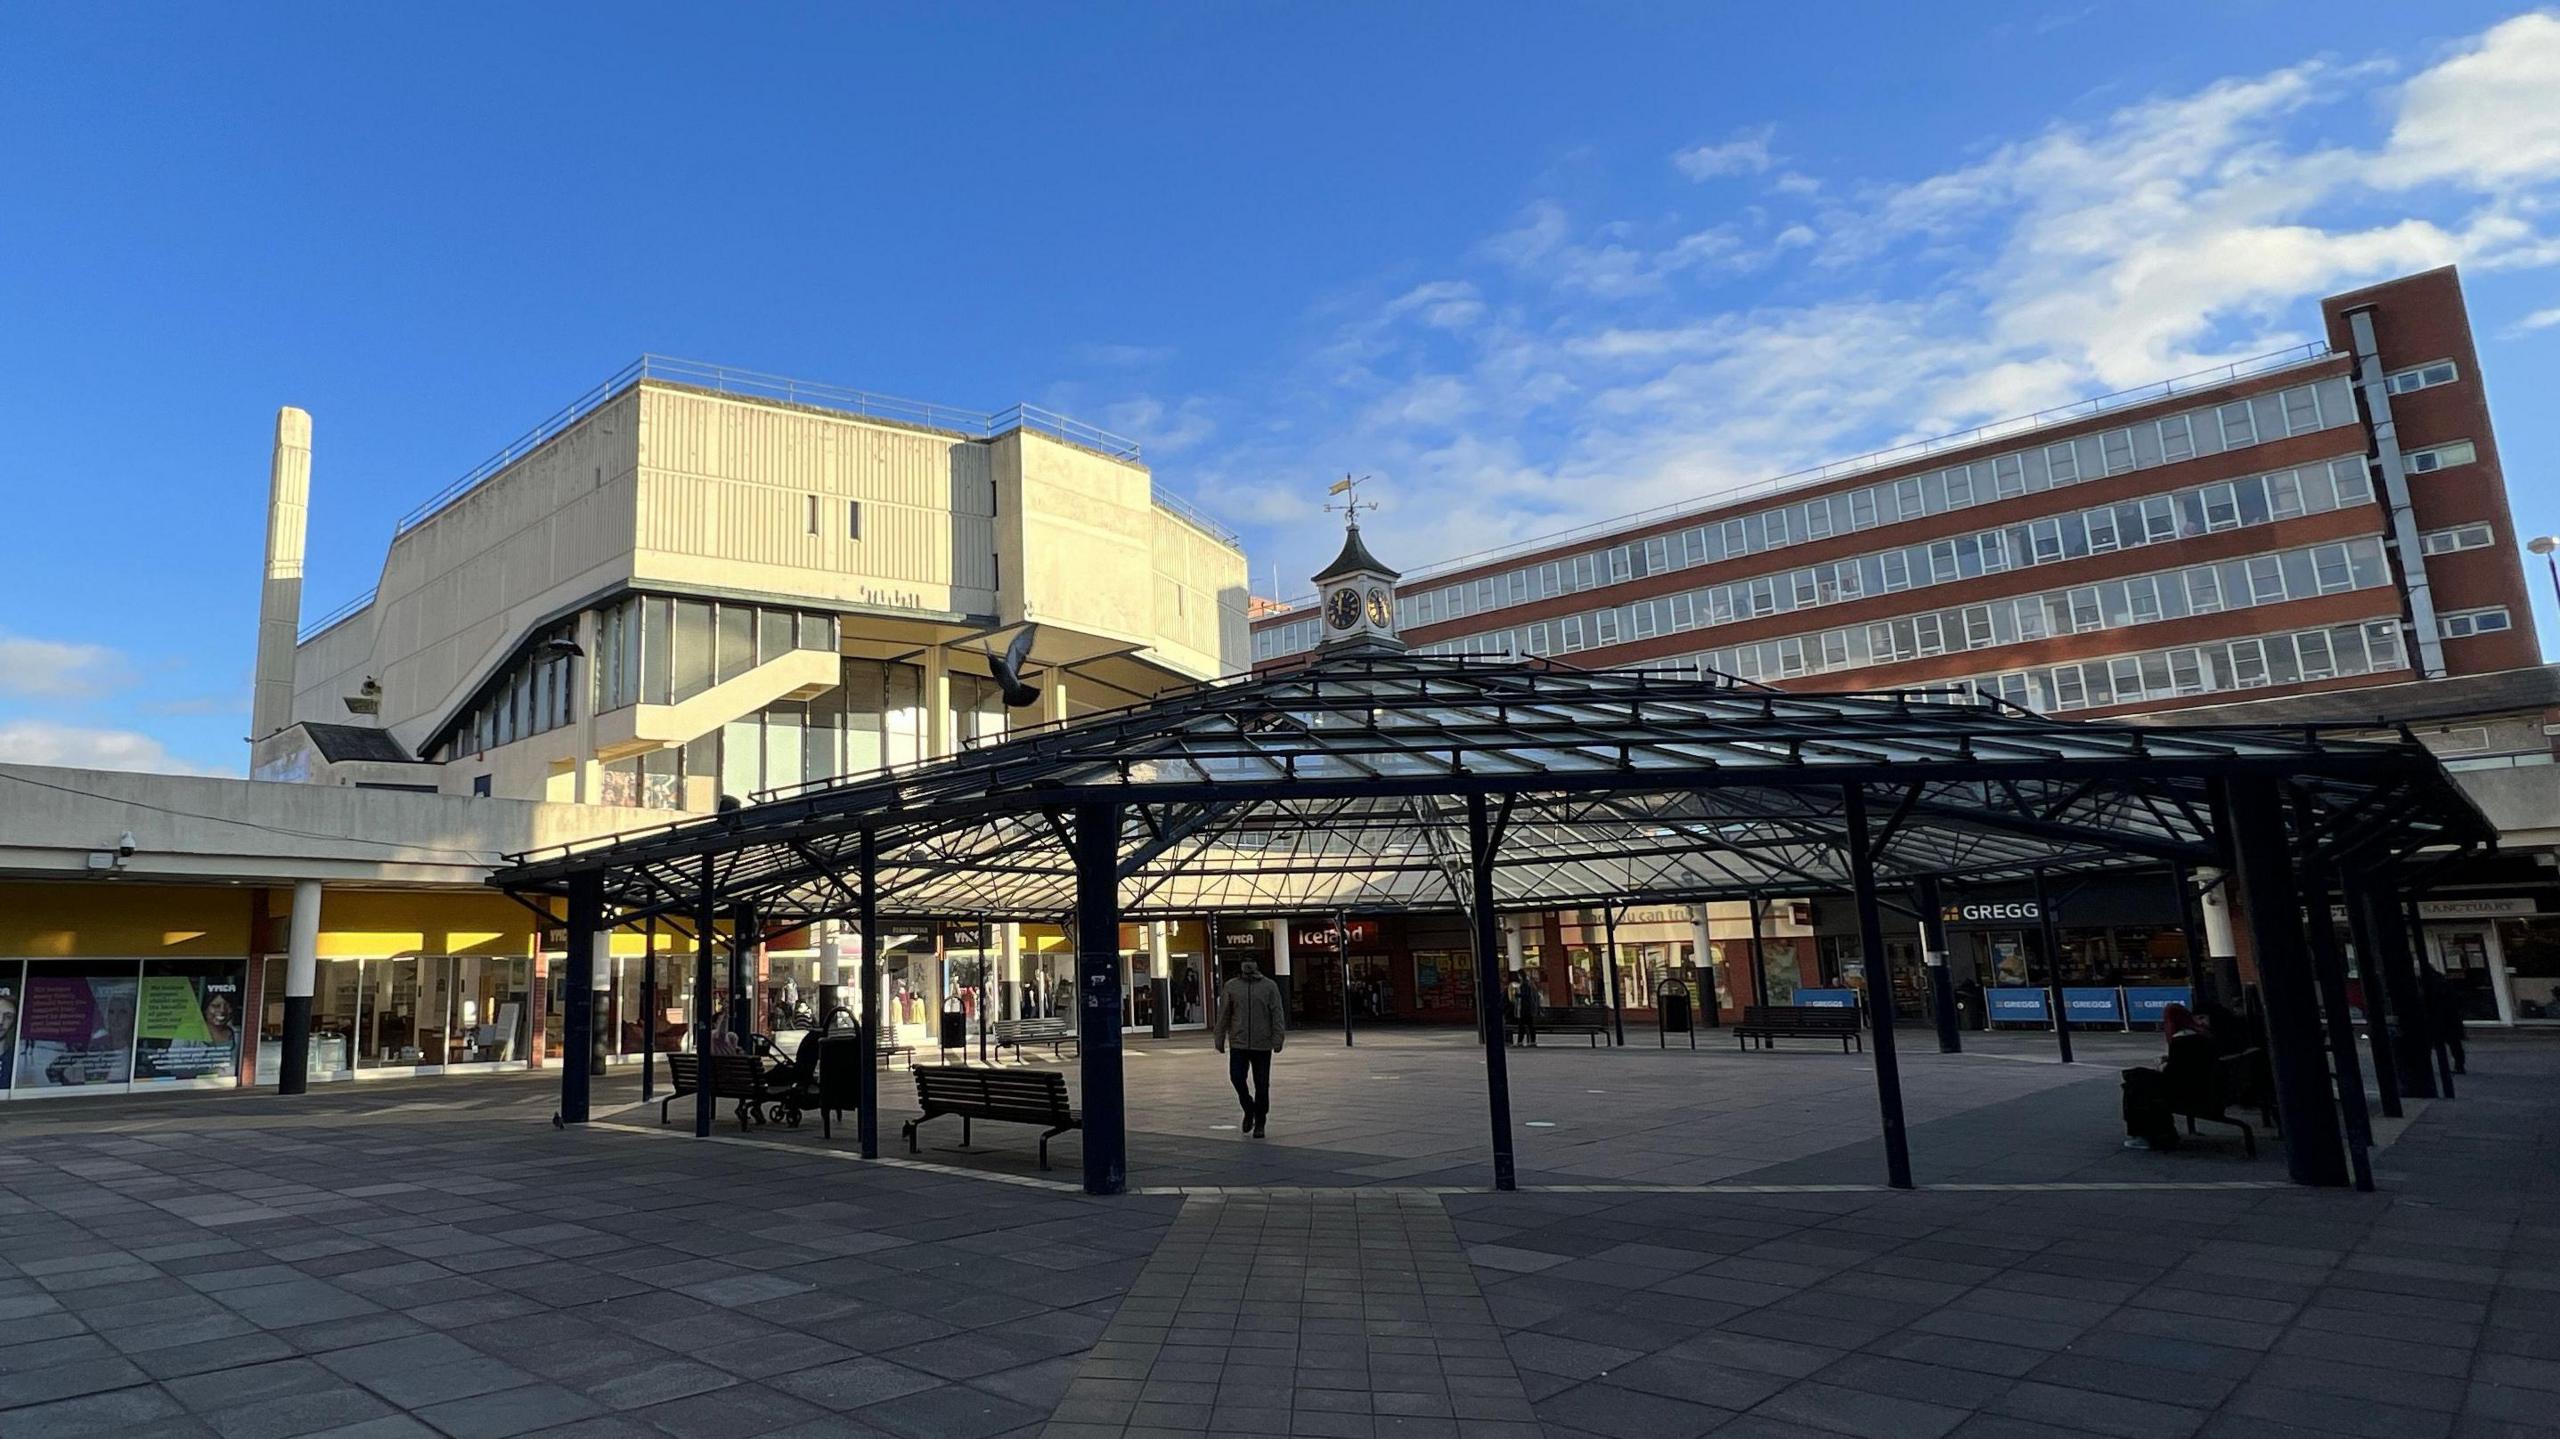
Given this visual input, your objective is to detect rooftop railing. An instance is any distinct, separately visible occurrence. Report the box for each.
[301,356,1240,637]
[1260,340,2337,613]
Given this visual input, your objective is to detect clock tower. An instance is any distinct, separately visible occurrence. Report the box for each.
[1310,477,1404,654]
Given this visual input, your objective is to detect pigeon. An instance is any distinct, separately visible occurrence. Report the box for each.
[991,624,1043,709]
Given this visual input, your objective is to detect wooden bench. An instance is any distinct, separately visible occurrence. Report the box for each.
[1531,1005,1614,1047]
[992,1016,1077,1061]
[659,1053,782,1129]
[902,1065,1080,1169]
[1735,1004,1863,1052]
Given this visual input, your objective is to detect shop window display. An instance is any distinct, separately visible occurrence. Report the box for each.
[1413,950,1476,1012]
[2499,917,2560,1021]
[453,957,531,1064]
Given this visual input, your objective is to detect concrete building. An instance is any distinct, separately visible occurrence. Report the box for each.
[0,358,1260,1100]
[255,357,1251,808]
[0,764,660,1099]
[1248,267,2550,1030]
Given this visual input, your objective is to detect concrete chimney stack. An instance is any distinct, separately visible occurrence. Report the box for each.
[250,407,313,745]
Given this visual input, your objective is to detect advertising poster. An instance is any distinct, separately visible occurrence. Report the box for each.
[17,973,138,1089]
[0,979,16,1088]
[134,972,243,1081]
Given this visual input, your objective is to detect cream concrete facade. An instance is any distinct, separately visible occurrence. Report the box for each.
[255,366,1252,807]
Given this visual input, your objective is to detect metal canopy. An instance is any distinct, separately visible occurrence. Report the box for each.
[491,653,2491,925]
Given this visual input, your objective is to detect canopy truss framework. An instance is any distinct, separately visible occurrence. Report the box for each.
[500,653,2493,1196]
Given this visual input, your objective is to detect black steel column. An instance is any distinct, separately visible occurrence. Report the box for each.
[693,854,716,1139]
[1603,904,1626,1046]
[1842,787,1914,1190]
[727,906,754,1048]
[1915,874,1959,1054]
[2357,870,2434,1100]
[2224,774,2351,1187]
[2032,869,2074,1064]
[1074,801,1127,1196]
[1335,909,1354,1049]
[1467,793,1519,1191]
[640,918,657,1103]
[1747,892,1768,1007]
[2171,862,2207,998]
[2296,835,2375,1192]
[560,868,600,1126]
[2404,894,2457,1098]
[2339,873,2404,1118]
[857,829,881,1158]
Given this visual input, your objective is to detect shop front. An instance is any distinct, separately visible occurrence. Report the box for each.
[1917,876,2199,1030]
[1,957,247,1099]
[1284,915,1397,1022]
[2411,889,2560,1026]
[1553,907,1700,1018]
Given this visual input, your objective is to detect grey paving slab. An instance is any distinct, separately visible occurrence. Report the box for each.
[0,1028,2551,1439]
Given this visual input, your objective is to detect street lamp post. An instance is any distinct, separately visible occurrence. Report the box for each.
[2527,536,2560,616]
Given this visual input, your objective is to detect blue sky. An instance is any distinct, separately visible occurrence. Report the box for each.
[3,3,2556,775]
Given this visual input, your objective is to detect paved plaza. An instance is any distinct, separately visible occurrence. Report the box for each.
[0,1028,2552,1438]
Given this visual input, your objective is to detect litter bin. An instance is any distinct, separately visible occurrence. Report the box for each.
[1656,980,1696,1049]
[940,1005,968,1054]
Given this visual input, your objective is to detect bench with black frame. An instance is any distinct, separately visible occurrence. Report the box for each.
[992,1016,1077,1062]
[902,1064,1081,1169]
[1530,1005,1614,1047]
[659,1053,786,1129]
[1734,1004,1864,1052]
[2166,1047,2277,1157]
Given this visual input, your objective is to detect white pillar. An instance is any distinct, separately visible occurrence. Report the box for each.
[1270,917,1291,977]
[287,879,322,999]
[923,645,953,758]
[1503,916,1525,973]
[250,408,313,746]
[279,878,323,1094]
[2196,867,2238,1006]
[1043,672,1069,727]
[1000,922,1023,1021]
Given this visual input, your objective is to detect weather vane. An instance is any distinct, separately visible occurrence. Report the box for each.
[1323,473,1377,525]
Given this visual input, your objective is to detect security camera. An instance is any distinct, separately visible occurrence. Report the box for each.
[116,832,136,859]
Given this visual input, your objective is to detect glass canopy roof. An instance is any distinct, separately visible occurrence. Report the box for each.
[492,654,2494,927]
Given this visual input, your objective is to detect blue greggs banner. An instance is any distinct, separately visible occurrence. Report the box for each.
[1987,988,2049,1022]
[1793,988,1858,1009]
[2063,987,2124,1024]
[2123,986,2192,1024]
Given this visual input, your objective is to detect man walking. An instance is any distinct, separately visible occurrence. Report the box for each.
[1213,958,1287,1137]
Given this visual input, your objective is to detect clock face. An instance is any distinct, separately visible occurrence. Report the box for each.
[1325,587,1362,630]
[1366,588,1394,627]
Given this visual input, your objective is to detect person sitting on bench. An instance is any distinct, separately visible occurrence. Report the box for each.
[2121,1003,2214,1150]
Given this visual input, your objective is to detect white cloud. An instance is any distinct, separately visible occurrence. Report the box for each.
[2374,12,2560,188]
[0,634,128,698]
[1204,13,2560,595]
[2515,303,2560,332]
[1073,342,1176,369]
[1673,125,1777,180]
[1101,394,1217,455]
[1772,171,1822,197]
[0,719,230,776]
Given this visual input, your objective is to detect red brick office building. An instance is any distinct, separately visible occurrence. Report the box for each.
[1248,268,2545,1027]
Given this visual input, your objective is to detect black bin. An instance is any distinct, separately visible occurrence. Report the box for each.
[940,1010,968,1052]
[1659,984,1693,1033]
